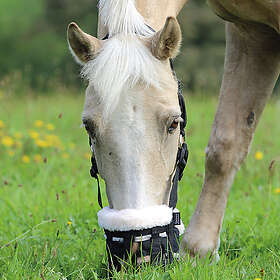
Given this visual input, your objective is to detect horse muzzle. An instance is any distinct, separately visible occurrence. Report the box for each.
[98,205,184,271]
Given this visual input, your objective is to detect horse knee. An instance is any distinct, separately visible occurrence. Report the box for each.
[206,129,251,175]
[205,134,235,175]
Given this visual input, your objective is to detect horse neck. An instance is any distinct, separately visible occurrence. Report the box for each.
[97,0,187,38]
[135,0,187,30]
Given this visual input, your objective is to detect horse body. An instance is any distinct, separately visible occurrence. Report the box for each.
[209,0,280,32]
[182,0,280,258]
[67,0,280,264]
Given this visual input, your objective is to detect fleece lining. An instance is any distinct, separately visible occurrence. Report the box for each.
[98,205,185,234]
[98,205,173,231]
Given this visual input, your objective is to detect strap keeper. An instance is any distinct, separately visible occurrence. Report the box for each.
[173,212,181,226]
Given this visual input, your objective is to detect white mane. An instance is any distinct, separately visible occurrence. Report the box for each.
[82,0,168,120]
[98,0,154,36]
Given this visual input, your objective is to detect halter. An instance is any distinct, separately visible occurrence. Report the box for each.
[87,31,189,271]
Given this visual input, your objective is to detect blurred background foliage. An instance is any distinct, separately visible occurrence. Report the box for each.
[0,0,230,94]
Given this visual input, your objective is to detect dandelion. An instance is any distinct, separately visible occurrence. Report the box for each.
[255,151,263,160]
[254,278,262,280]
[22,155,30,163]
[46,123,55,131]
[45,134,61,148]
[34,120,44,127]
[0,120,4,129]
[35,139,48,148]
[29,130,39,139]
[274,188,280,194]
[83,153,91,160]
[7,150,15,157]
[34,154,42,163]
[2,136,14,147]
[14,132,22,139]
[62,153,69,159]
[69,142,75,149]
[67,221,72,226]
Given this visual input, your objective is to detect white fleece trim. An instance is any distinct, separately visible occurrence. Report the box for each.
[98,205,173,231]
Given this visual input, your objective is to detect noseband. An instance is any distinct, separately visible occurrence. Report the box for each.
[88,31,189,271]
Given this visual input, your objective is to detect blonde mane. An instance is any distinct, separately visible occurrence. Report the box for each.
[98,0,153,36]
[81,0,168,120]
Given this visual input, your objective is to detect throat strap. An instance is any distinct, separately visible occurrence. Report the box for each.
[89,138,103,208]
[96,176,103,209]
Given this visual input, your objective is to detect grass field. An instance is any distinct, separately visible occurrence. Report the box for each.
[0,93,280,279]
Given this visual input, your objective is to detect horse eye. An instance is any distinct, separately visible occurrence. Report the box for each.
[168,119,179,134]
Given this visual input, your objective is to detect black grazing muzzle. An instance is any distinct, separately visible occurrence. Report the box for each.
[87,31,188,272]
[104,212,181,271]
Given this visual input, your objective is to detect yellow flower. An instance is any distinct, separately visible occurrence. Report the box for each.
[14,132,22,139]
[34,120,44,127]
[0,120,5,129]
[2,136,14,147]
[7,150,15,157]
[69,142,75,149]
[34,154,42,163]
[35,139,48,148]
[255,151,263,160]
[22,155,30,163]
[46,123,55,131]
[83,153,91,160]
[44,134,61,148]
[29,130,39,139]
[62,153,69,159]
[274,188,280,194]
[254,278,262,280]
[67,221,72,226]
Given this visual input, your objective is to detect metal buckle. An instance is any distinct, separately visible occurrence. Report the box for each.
[179,134,184,148]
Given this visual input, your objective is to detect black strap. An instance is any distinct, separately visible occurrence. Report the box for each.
[169,142,188,208]
[168,59,188,208]
[89,138,103,208]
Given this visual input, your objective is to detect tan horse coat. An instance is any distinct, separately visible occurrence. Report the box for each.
[69,0,280,259]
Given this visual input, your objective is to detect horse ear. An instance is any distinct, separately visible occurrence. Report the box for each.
[151,17,182,60]
[67,22,102,65]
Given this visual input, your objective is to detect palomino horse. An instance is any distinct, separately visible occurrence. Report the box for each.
[67,0,280,267]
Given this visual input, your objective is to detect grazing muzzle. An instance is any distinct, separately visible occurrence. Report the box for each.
[88,57,188,271]
[103,208,183,271]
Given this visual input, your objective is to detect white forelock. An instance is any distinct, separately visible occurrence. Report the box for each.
[81,0,170,121]
[81,35,167,120]
[98,0,154,36]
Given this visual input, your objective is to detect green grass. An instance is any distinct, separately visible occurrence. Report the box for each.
[0,93,280,279]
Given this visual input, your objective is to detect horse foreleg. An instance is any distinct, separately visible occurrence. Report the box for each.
[181,22,280,259]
